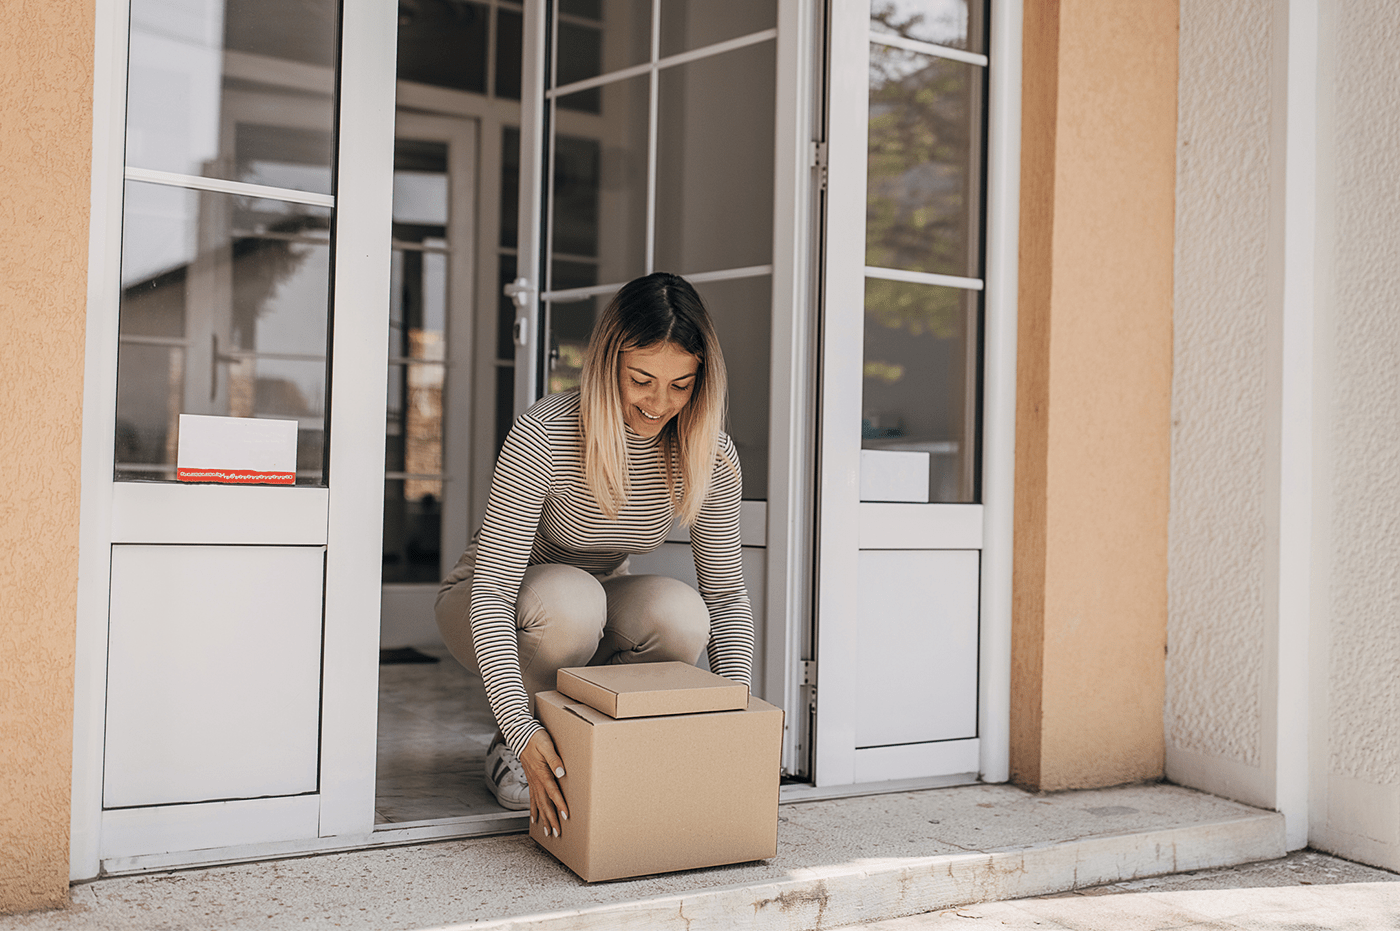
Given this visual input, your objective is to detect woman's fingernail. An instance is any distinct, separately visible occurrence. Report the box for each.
[553,827,559,837]
[555,767,566,778]
[562,811,569,820]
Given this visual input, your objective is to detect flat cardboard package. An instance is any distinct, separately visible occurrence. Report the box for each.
[556,660,749,718]
[530,664,783,882]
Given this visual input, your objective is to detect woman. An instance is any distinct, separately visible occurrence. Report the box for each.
[435,272,754,838]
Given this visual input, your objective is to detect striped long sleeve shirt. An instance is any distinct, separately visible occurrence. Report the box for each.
[464,390,754,755]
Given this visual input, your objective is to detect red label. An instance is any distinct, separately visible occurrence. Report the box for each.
[177,468,296,485]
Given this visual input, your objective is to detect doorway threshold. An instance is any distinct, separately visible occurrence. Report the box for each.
[365,773,983,843]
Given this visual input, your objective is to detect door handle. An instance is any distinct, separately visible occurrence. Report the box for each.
[505,278,536,348]
[503,277,535,308]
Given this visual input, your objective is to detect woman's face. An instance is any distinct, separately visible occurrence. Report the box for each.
[618,341,699,437]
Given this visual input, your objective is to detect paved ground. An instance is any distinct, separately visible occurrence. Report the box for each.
[837,850,1400,931]
[0,783,1285,930]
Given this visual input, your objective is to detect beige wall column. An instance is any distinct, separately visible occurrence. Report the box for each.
[1011,0,1178,791]
[0,0,94,915]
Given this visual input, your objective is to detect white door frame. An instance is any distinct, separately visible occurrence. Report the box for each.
[812,0,1019,787]
[70,0,400,878]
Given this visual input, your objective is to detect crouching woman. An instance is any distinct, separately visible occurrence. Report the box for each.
[435,272,754,836]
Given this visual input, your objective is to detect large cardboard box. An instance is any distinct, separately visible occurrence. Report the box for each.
[530,665,783,882]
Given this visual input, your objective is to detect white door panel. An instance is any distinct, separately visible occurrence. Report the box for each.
[104,545,324,808]
[99,796,321,863]
[858,502,982,550]
[111,483,329,545]
[853,739,980,783]
[855,549,979,748]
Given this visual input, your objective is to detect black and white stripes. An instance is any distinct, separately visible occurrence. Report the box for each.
[465,390,754,755]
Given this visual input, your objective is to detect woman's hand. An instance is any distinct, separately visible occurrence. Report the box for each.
[522,729,570,836]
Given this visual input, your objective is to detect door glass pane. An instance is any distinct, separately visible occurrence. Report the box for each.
[500,127,520,250]
[659,0,776,58]
[867,44,983,279]
[692,274,771,500]
[552,76,649,287]
[114,181,332,483]
[544,296,599,397]
[384,141,449,583]
[495,7,524,99]
[549,136,601,260]
[861,280,977,503]
[396,0,489,94]
[870,0,986,55]
[126,0,337,194]
[655,40,776,274]
[552,0,650,91]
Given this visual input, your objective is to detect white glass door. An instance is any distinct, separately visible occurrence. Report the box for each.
[815,0,1010,786]
[83,0,397,869]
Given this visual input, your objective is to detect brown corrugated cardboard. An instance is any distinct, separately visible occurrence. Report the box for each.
[556,661,749,718]
[530,688,784,882]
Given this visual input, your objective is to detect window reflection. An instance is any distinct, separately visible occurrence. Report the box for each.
[656,40,776,274]
[692,275,772,500]
[659,0,776,57]
[125,0,338,193]
[551,0,649,97]
[384,141,450,583]
[396,0,490,93]
[861,281,978,504]
[870,0,985,54]
[114,182,332,483]
[552,78,649,287]
[867,45,983,279]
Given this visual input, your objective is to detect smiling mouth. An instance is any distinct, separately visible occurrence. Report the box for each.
[638,407,663,421]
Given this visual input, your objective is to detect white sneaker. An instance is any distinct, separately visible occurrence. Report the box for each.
[485,736,530,811]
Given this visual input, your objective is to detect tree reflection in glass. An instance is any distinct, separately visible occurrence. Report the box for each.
[865,42,981,281]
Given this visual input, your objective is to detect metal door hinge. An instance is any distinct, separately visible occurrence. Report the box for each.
[801,659,817,687]
[810,141,828,191]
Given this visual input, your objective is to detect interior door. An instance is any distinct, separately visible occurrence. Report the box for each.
[91,0,397,866]
[379,114,478,647]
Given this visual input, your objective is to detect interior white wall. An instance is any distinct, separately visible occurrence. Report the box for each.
[1166,0,1279,810]
[1307,0,1400,873]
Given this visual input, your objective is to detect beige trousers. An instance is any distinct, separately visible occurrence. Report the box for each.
[435,553,711,713]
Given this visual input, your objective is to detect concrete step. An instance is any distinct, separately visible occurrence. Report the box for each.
[13,783,1283,931]
[463,791,1283,930]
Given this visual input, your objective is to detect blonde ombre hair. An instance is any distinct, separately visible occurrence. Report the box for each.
[579,272,730,525]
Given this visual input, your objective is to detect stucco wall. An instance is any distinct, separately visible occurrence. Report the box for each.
[0,0,94,915]
[1310,0,1400,872]
[1012,0,1176,791]
[1165,0,1277,807]
[1171,0,1400,870]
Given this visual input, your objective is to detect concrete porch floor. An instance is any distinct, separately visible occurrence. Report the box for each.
[4,783,1284,931]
